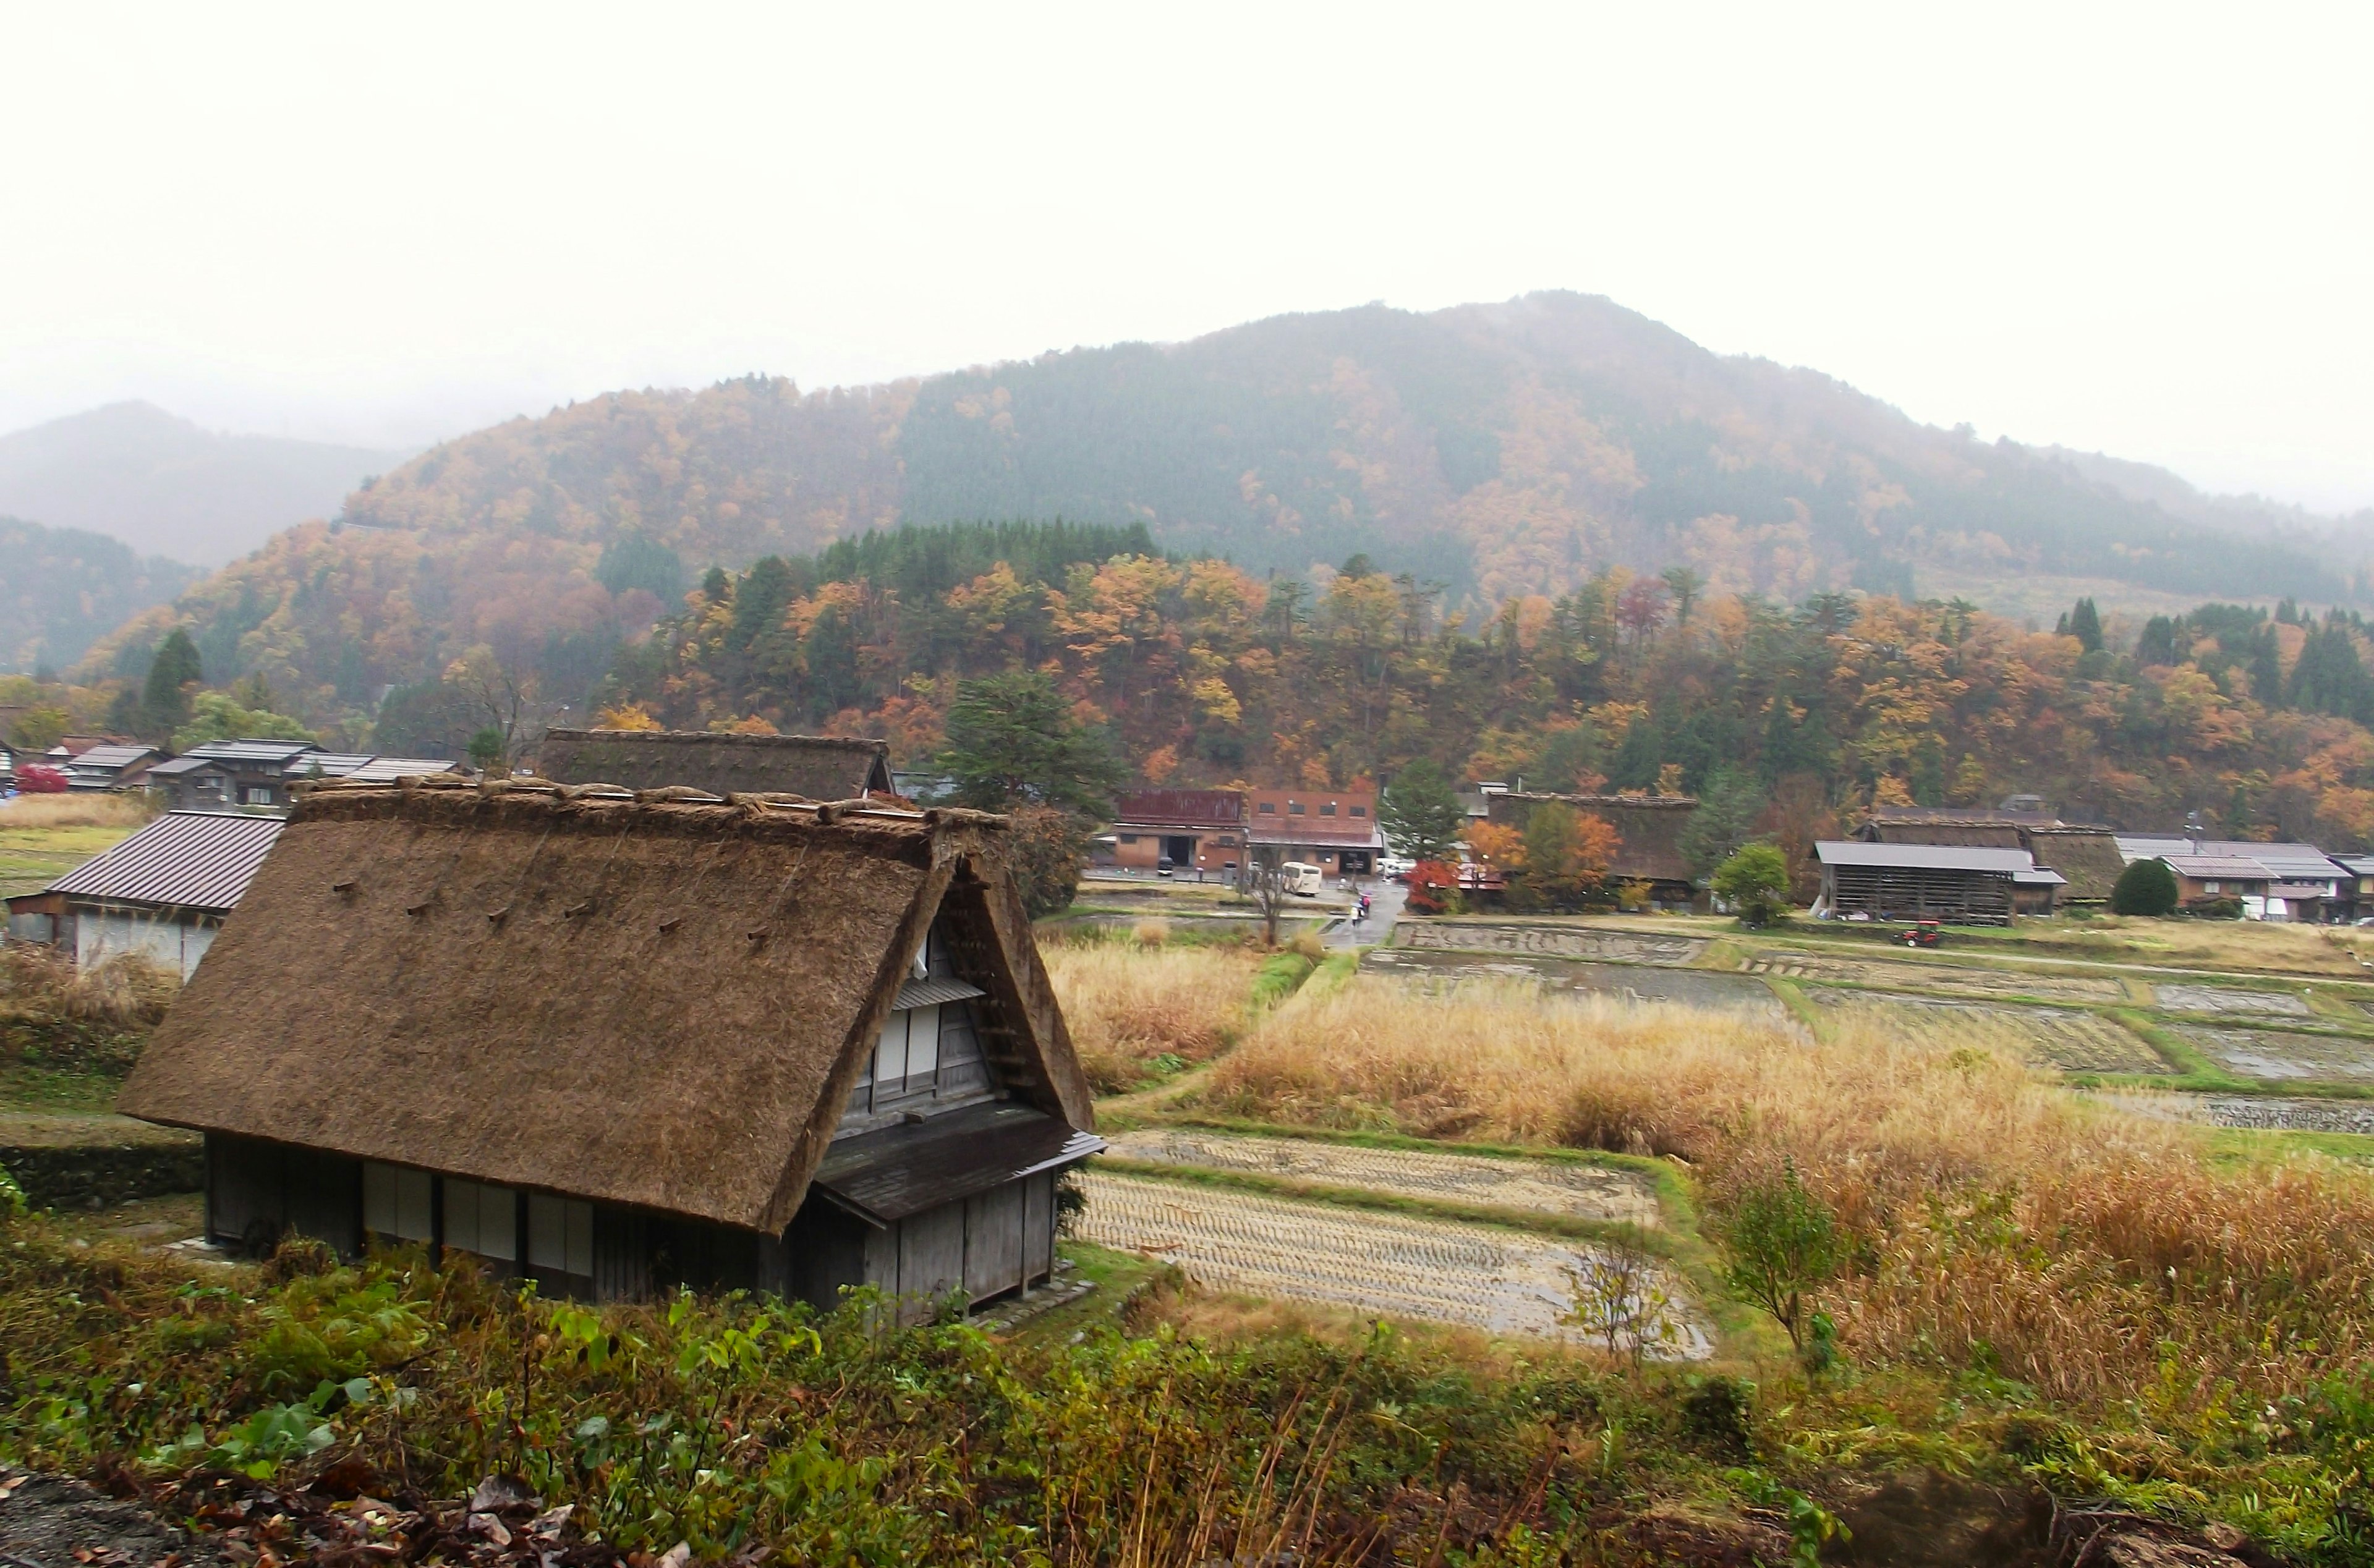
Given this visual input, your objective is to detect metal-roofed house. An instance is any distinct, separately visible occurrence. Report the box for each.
[1813,840,2065,925]
[62,744,161,792]
[116,778,1102,1315]
[2114,834,2345,921]
[147,739,324,810]
[537,729,893,800]
[4,810,285,977]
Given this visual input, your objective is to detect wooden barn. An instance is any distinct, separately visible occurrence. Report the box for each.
[116,776,1100,1320]
[537,729,893,800]
[1813,840,2064,925]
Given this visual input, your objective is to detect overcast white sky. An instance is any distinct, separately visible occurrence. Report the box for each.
[3,3,2368,509]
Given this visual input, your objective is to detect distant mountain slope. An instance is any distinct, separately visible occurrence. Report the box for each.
[0,402,409,565]
[80,292,2360,713]
[0,517,202,672]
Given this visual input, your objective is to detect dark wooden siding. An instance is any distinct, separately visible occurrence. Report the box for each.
[206,1134,359,1256]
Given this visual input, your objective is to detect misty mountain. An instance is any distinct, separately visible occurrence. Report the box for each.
[0,517,203,674]
[0,402,409,566]
[80,292,2364,710]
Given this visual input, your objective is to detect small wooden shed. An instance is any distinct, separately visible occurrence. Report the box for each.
[116,776,1100,1319]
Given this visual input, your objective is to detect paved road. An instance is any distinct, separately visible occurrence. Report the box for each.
[1327,878,1406,948]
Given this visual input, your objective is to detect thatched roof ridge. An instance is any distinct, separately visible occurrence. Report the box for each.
[2025,824,2127,902]
[537,728,893,800]
[119,781,1078,1234]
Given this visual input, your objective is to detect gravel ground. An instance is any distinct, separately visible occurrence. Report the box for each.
[2090,1091,2374,1134]
[1102,1129,1662,1223]
[1748,951,2129,1004]
[1397,923,1706,967]
[2166,1023,2374,1081]
[1805,990,2172,1074]
[1074,1171,1709,1352]
[2153,983,2315,1017]
[0,1470,215,1568]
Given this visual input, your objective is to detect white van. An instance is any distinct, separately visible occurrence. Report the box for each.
[1281,861,1324,897]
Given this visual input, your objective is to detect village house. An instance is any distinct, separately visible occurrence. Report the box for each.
[147,740,464,811]
[116,776,1100,1316]
[60,742,160,792]
[1104,788,1247,878]
[2115,833,2347,921]
[4,810,285,978]
[1246,784,1384,878]
[1853,805,2126,910]
[1480,791,1700,907]
[537,728,893,799]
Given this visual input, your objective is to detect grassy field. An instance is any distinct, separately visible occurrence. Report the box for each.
[1042,927,1266,1091]
[0,792,149,900]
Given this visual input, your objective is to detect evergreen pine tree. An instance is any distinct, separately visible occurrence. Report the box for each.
[141,629,203,737]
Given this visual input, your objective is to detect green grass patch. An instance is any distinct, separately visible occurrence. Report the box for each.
[1248,950,1317,1011]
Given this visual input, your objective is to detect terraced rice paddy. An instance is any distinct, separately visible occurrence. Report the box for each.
[1397,923,1705,966]
[2091,1090,2374,1134]
[1359,947,1785,1018]
[1750,951,2129,1004]
[2167,1023,2374,1082]
[1074,1170,1708,1351]
[1805,989,2172,1073]
[1101,1128,1662,1223]
[2153,983,2315,1018]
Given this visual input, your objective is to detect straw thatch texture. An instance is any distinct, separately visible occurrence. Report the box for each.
[1484,792,1697,884]
[1863,820,2027,849]
[119,779,1078,1233]
[537,729,892,800]
[2025,826,2128,902]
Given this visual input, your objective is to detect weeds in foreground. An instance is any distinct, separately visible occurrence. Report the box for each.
[1202,980,2374,1491]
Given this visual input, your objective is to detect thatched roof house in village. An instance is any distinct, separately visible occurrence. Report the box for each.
[117,776,1100,1316]
[537,729,893,800]
[1481,791,1698,905]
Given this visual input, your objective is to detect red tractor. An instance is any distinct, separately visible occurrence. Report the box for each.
[1895,919,1942,949]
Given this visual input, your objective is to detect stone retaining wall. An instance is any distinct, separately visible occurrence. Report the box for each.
[0,1137,204,1210]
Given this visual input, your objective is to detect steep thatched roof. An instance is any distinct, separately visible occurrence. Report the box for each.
[536,729,893,800]
[118,777,1091,1234]
[1862,819,2027,849]
[1483,792,1697,884]
[2025,825,2127,902]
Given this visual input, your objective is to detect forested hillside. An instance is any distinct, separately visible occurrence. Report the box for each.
[78,294,2360,734]
[583,522,2374,855]
[0,517,200,673]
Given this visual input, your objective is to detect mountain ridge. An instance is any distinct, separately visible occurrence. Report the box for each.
[73,292,2366,715]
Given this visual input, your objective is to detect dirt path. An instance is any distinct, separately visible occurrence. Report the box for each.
[1074,1171,1708,1352]
[1102,1128,1661,1223]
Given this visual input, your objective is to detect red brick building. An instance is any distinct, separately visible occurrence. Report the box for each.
[1108,789,1248,876]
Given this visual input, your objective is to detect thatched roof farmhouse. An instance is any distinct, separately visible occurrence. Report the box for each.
[119,776,1099,1316]
[537,729,893,800]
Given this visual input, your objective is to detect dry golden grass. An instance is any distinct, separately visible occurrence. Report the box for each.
[0,792,158,830]
[1205,979,2374,1414]
[0,944,179,1027]
[1047,941,1263,1092]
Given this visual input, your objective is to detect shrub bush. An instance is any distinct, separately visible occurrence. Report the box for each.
[2110,857,2179,916]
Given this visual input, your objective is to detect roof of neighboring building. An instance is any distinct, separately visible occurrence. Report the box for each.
[2023,826,2129,901]
[1113,788,1244,828]
[537,729,893,800]
[2333,855,2374,875]
[143,755,224,779]
[2270,882,2338,900]
[117,776,1095,1235]
[178,739,322,768]
[2117,836,2340,879]
[1861,819,2027,849]
[1247,815,1385,849]
[2160,855,2277,879]
[1483,792,1698,883]
[2012,868,2069,886]
[811,1100,1104,1226]
[1813,841,2037,874]
[1869,804,2062,826]
[47,810,285,913]
[340,756,466,784]
[66,744,158,773]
